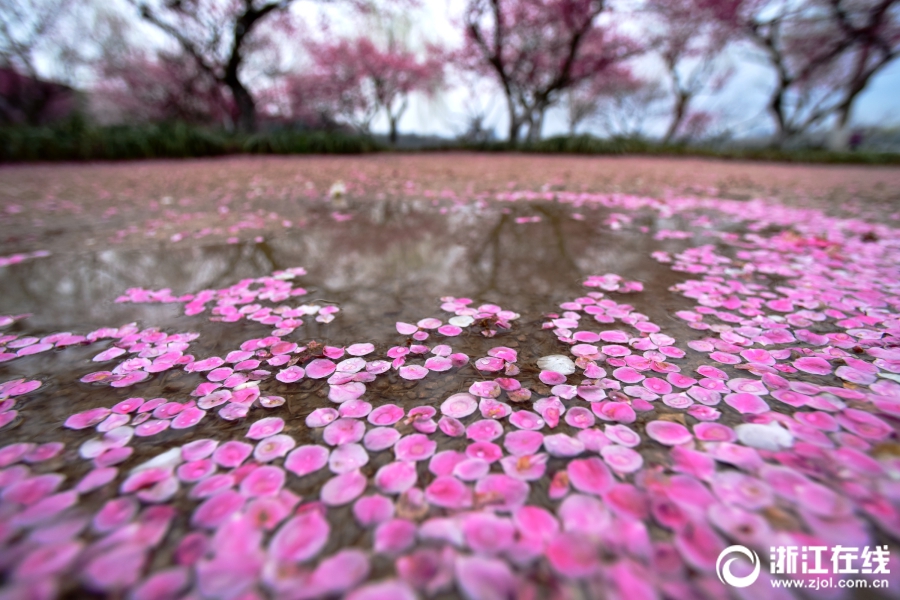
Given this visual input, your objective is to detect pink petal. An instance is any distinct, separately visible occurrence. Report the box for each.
[329,443,369,473]
[171,407,205,429]
[321,470,367,506]
[191,490,244,528]
[323,418,366,446]
[455,555,517,598]
[394,434,437,462]
[547,532,601,577]
[440,393,477,418]
[368,404,404,426]
[567,457,613,496]
[212,441,253,468]
[424,475,472,509]
[306,359,337,379]
[374,518,417,554]
[353,494,395,527]
[398,365,428,380]
[364,427,401,451]
[276,365,305,383]
[346,579,417,600]
[254,434,296,462]
[724,393,770,414]
[270,508,330,562]
[285,445,330,477]
[646,420,692,445]
[239,465,285,497]
[247,416,285,439]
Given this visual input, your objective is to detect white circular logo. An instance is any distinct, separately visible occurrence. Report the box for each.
[716,545,761,588]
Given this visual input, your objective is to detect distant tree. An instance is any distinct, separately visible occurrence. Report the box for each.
[645,0,735,145]
[819,0,900,144]
[590,72,670,138]
[128,0,301,132]
[0,0,84,124]
[285,69,369,131]
[0,0,71,78]
[0,66,76,124]
[98,49,236,125]
[458,89,498,143]
[565,63,636,135]
[718,0,900,146]
[461,0,641,144]
[292,36,444,142]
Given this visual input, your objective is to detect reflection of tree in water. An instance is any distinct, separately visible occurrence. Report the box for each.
[467,204,586,298]
[0,243,277,329]
[0,198,687,336]
[464,202,676,305]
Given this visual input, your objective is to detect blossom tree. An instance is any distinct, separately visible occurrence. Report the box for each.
[645,0,735,145]
[0,0,71,78]
[461,0,641,144]
[718,0,900,146]
[291,36,445,143]
[564,63,638,135]
[98,49,236,125]
[0,0,87,124]
[285,68,370,132]
[569,69,670,138]
[129,0,302,132]
[820,0,900,145]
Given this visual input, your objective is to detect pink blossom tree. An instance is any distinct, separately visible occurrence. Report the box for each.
[285,68,371,132]
[564,63,638,135]
[819,0,900,145]
[0,66,76,124]
[645,0,735,145]
[461,0,641,144]
[0,0,86,124]
[290,36,445,143]
[718,0,900,146]
[128,0,302,132]
[568,69,670,138]
[97,49,236,125]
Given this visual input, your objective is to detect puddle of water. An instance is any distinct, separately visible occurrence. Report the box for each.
[1,193,896,598]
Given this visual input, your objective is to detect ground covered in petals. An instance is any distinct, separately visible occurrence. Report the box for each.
[1,154,899,599]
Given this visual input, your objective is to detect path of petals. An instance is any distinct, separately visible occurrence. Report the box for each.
[1,185,899,600]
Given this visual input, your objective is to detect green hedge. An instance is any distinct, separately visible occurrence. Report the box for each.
[2,124,898,165]
[0,121,379,162]
[454,134,900,165]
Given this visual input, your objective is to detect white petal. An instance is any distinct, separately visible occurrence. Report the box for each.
[536,355,576,375]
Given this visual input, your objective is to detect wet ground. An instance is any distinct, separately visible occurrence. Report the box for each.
[1,154,900,599]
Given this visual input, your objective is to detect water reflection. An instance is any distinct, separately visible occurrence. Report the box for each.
[0,199,687,341]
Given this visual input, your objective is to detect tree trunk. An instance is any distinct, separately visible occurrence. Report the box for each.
[662,92,688,146]
[508,118,523,145]
[387,99,408,146]
[828,104,854,151]
[389,116,398,145]
[830,46,883,151]
[527,107,545,143]
[768,88,788,148]
[226,75,256,133]
[505,93,522,145]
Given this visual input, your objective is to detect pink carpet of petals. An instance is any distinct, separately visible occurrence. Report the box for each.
[1,175,900,599]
